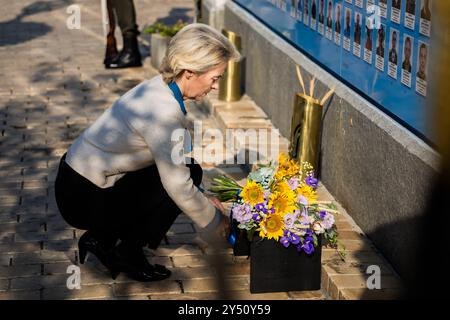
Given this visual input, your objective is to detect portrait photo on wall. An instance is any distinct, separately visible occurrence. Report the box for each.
[415,41,428,96]
[290,0,297,18]
[303,0,310,25]
[364,22,373,64]
[379,0,388,18]
[318,0,325,35]
[334,3,342,45]
[405,0,416,30]
[353,12,362,45]
[353,12,362,57]
[296,0,303,20]
[343,7,352,51]
[326,0,333,40]
[419,0,431,36]
[311,0,317,29]
[388,28,400,79]
[319,0,325,24]
[392,0,402,9]
[391,0,402,24]
[326,0,333,28]
[401,34,414,87]
[376,24,386,71]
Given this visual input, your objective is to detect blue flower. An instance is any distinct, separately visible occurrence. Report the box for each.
[252,213,263,223]
[289,232,301,245]
[303,242,315,254]
[255,202,269,214]
[305,175,318,188]
[280,236,290,248]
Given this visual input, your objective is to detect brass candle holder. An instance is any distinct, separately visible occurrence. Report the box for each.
[218,29,243,102]
[289,65,335,172]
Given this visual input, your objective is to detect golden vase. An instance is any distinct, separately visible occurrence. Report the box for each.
[218,29,242,102]
[289,93,323,171]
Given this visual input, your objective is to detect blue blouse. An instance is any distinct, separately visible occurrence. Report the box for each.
[168,80,192,153]
[168,81,187,115]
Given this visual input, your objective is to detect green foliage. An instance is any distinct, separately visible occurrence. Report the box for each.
[208,175,242,202]
[143,20,187,37]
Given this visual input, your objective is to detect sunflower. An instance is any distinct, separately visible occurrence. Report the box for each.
[241,180,265,206]
[272,180,292,194]
[275,154,302,179]
[297,185,318,203]
[287,159,301,176]
[268,191,297,216]
[258,213,284,241]
[278,153,289,166]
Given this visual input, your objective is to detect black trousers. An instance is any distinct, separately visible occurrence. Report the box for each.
[110,0,139,38]
[54,154,203,249]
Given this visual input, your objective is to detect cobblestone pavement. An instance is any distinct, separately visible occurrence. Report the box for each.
[0,0,326,300]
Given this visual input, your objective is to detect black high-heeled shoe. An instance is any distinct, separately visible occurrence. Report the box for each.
[78,230,120,279]
[110,242,171,282]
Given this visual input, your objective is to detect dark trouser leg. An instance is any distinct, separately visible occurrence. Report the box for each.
[111,158,204,250]
[54,155,119,248]
[110,0,139,38]
[106,0,141,68]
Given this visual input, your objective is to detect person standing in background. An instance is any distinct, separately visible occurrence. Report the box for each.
[105,0,142,69]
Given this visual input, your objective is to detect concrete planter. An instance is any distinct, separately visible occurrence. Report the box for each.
[150,33,171,69]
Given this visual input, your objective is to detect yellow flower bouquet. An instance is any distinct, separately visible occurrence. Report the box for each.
[209,153,344,258]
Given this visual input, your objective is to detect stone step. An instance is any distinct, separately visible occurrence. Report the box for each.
[193,90,405,300]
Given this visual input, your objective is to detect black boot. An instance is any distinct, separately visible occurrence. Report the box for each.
[78,230,119,279]
[111,241,171,282]
[105,36,142,69]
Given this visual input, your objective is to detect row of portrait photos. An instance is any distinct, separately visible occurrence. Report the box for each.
[270,0,431,97]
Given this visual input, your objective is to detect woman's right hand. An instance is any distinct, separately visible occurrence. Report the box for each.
[207,196,230,240]
[207,196,226,214]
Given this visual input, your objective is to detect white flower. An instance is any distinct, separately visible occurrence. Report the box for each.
[313,222,325,234]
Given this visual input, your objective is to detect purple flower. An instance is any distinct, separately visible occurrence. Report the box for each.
[255,202,264,211]
[322,212,335,230]
[287,177,300,190]
[306,175,318,188]
[297,194,309,205]
[297,236,315,254]
[288,232,301,245]
[319,211,327,219]
[255,202,270,214]
[284,213,297,229]
[280,236,290,248]
[299,212,312,226]
[232,203,252,223]
[303,242,315,254]
[252,213,263,223]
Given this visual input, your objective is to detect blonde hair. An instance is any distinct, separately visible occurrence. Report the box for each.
[159,23,241,83]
